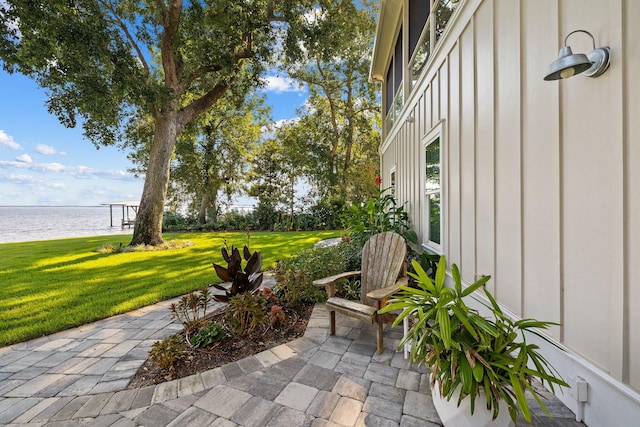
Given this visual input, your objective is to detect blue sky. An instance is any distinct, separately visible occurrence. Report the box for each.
[0,69,307,206]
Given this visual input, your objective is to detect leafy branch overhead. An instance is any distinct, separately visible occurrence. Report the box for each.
[0,0,332,246]
[212,245,263,302]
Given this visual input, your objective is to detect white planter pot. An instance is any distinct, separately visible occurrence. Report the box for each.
[431,381,515,427]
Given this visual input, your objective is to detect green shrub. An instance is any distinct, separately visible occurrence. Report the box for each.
[217,210,257,231]
[338,279,361,300]
[274,242,359,306]
[226,293,267,336]
[279,244,348,280]
[343,189,417,248]
[162,211,199,231]
[252,203,280,231]
[170,287,214,333]
[308,196,346,230]
[274,265,328,307]
[337,239,364,271]
[190,323,226,349]
[149,335,185,372]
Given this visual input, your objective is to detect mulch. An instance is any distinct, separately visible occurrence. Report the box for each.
[127,303,314,389]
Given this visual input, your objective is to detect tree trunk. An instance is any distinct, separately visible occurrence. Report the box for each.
[198,191,209,224]
[130,114,180,246]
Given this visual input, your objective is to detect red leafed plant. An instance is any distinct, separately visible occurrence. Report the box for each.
[212,245,263,302]
[269,305,286,327]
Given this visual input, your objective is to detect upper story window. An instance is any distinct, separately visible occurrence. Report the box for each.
[409,1,460,91]
[385,27,403,130]
[382,1,461,134]
[409,0,430,58]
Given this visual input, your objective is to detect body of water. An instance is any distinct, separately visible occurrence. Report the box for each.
[0,206,136,243]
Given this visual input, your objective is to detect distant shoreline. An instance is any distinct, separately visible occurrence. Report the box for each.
[0,206,134,244]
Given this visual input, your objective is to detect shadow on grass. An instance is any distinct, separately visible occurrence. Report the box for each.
[0,230,342,346]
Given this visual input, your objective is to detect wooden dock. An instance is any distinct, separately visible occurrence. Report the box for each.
[104,201,140,228]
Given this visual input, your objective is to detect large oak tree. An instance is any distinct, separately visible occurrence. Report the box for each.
[0,0,312,245]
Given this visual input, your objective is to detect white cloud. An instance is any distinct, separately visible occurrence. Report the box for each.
[16,154,32,163]
[0,130,21,150]
[262,75,304,94]
[1,173,66,189]
[273,118,299,129]
[4,173,38,184]
[0,159,138,181]
[35,144,66,155]
[260,118,300,140]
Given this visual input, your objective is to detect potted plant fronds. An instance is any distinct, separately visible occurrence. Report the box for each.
[380,256,568,426]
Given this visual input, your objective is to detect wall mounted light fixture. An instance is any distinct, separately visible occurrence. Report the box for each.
[544,30,610,81]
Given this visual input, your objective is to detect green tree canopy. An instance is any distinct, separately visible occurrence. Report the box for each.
[281,0,381,201]
[0,0,316,245]
[168,84,271,224]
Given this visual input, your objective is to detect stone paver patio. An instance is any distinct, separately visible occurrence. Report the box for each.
[0,289,585,426]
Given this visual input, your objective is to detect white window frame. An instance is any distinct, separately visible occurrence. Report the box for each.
[422,123,443,253]
[389,164,397,198]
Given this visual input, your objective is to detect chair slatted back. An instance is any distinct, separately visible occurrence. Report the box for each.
[360,232,407,307]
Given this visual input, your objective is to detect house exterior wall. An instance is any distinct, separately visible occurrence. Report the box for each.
[373,0,640,425]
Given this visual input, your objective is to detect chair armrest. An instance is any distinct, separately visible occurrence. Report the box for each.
[313,270,361,298]
[366,276,409,300]
[313,270,361,287]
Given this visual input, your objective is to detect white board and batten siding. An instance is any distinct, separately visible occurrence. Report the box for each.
[376,0,640,425]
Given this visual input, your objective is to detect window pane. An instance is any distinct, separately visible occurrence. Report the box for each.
[409,0,430,57]
[425,138,440,191]
[429,193,441,244]
[394,27,403,95]
[435,0,458,44]
[385,63,393,116]
[391,171,396,196]
[425,137,441,246]
[393,86,404,120]
[410,29,430,90]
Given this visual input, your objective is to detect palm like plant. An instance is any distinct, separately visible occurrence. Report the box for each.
[380,256,568,423]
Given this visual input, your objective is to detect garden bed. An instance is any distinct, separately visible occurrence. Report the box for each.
[127,302,314,388]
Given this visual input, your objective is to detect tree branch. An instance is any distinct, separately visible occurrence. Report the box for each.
[160,0,183,89]
[97,1,151,75]
[179,64,223,93]
[178,79,233,127]
[267,0,287,22]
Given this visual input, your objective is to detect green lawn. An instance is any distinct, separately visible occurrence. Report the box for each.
[0,230,342,347]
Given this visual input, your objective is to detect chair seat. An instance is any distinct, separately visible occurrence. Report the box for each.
[326,297,377,324]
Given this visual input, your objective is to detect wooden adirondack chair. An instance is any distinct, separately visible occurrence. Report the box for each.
[313,232,408,354]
